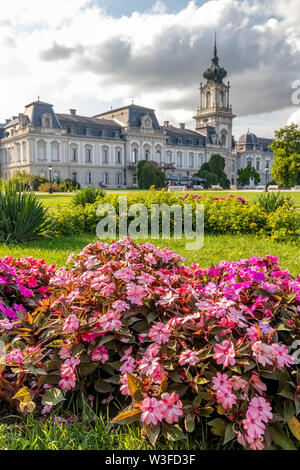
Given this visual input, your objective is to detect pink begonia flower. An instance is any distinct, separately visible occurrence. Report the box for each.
[230,375,249,394]
[249,372,267,394]
[66,252,75,265]
[212,372,232,392]
[140,397,163,426]
[59,376,76,391]
[243,414,265,439]
[63,314,79,334]
[251,341,273,366]
[216,388,237,409]
[160,392,183,424]
[151,365,167,384]
[59,344,72,360]
[100,282,115,297]
[149,322,171,345]
[139,355,161,376]
[41,405,52,414]
[126,283,147,306]
[0,318,14,330]
[247,396,273,423]
[120,374,130,396]
[213,340,236,368]
[121,346,133,362]
[91,345,109,364]
[5,349,23,364]
[272,343,294,368]
[98,310,122,332]
[178,349,199,367]
[120,356,136,375]
[112,300,130,312]
[114,267,136,282]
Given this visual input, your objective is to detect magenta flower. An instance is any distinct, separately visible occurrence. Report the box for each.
[178,349,199,367]
[5,349,23,364]
[149,322,171,345]
[213,340,236,368]
[216,388,237,409]
[140,397,163,426]
[63,314,79,334]
[126,283,147,306]
[98,310,122,332]
[91,345,109,364]
[160,392,183,424]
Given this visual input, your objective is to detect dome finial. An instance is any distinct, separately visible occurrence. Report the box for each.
[203,32,227,84]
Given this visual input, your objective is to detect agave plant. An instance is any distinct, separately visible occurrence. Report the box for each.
[255,191,295,213]
[72,186,105,207]
[0,182,50,242]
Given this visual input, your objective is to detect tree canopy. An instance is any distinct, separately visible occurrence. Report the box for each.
[196,154,230,189]
[137,160,166,189]
[237,166,260,187]
[270,123,300,187]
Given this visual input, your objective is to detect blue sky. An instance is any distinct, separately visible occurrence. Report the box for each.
[0,0,299,138]
[95,0,205,16]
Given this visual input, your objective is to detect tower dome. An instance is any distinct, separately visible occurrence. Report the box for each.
[203,34,227,84]
[238,131,259,149]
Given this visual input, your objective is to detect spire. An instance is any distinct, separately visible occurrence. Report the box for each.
[203,33,227,84]
[214,30,217,59]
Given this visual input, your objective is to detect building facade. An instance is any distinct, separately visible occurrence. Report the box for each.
[0,43,274,188]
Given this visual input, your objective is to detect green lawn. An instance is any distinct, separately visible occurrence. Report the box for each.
[0,233,299,275]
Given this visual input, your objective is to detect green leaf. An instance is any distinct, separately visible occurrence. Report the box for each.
[198,406,214,417]
[79,363,97,377]
[162,423,186,441]
[184,414,195,433]
[143,423,160,446]
[208,418,226,436]
[224,423,236,444]
[42,388,65,406]
[94,379,114,394]
[283,400,296,421]
[269,426,296,450]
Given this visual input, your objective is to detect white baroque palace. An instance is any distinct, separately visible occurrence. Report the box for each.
[0,43,274,188]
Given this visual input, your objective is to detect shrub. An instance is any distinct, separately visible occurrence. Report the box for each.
[38,183,60,193]
[46,191,299,240]
[72,187,105,207]
[0,183,51,242]
[256,192,295,214]
[1,239,299,450]
[58,179,81,192]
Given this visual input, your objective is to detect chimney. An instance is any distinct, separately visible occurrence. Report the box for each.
[163,121,169,127]
[179,123,185,129]
[70,109,77,116]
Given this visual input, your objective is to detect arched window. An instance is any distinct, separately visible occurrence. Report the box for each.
[115,148,122,164]
[256,160,260,171]
[189,153,194,168]
[145,150,150,161]
[70,144,78,162]
[102,147,109,164]
[132,148,138,163]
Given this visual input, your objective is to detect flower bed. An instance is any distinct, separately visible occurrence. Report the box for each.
[0,238,299,450]
[47,190,299,239]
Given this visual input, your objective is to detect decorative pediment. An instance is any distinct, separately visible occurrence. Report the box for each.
[140,114,153,129]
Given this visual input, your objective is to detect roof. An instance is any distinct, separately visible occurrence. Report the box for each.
[57,114,121,128]
[95,104,161,131]
[165,125,206,147]
[95,103,155,117]
[24,101,61,129]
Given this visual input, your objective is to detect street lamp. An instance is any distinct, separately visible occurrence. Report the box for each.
[265,167,269,193]
[48,164,53,194]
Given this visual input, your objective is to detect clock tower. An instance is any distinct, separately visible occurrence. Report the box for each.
[194,35,235,150]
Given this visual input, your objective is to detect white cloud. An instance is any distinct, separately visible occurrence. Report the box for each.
[0,0,299,139]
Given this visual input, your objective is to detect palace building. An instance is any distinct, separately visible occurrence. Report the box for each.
[0,41,274,188]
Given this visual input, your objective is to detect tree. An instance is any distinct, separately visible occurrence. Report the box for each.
[137,160,165,189]
[270,123,300,187]
[196,154,230,189]
[237,166,260,187]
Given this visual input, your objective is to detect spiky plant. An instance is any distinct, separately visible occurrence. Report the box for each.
[72,186,105,207]
[255,191,295,213]
[0,183,50,242]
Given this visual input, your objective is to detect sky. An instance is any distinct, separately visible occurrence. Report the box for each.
[0,0,300,139]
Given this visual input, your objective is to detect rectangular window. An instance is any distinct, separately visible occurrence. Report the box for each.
[72,147,77,161]
[116,151,121,164]
[86,148,92,163]
[102,150,108,164]
[177,155,182,167]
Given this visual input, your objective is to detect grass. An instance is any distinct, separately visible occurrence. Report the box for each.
[0,414,215,451]
[0,233,299,274]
